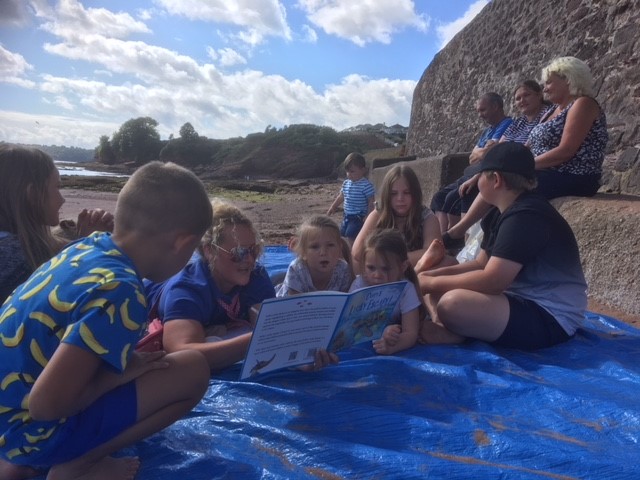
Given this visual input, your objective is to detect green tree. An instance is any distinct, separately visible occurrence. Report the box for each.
[111,117,162,165]
[95,135,116,165]
[179,122,199,142]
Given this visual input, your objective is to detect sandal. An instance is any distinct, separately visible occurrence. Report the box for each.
[442,232,465,250]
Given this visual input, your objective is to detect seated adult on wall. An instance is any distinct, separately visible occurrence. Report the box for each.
[444,80,552,248]
[430,92,513,234]
[0,144,114,304]
[146,199,337,371]
[527,56,608,198]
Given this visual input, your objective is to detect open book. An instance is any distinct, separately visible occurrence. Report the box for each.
[240,281,406,379]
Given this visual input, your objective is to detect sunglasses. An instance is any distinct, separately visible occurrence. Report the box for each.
[212,243,260,263]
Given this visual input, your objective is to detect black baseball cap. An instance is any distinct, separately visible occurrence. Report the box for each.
[464,142,536,180]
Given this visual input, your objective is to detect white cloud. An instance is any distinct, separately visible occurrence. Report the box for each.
[37,0,150,40]
[301,24,318,43]
[0,45,36,88]
[156,0,292,45]
[297,0,428,46]
[0,0,31,27]
[0,0,416,148]
[0,109,120,148]
[436,0,489,49]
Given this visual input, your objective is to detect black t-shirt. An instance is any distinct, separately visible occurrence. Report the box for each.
[480,192,587,335]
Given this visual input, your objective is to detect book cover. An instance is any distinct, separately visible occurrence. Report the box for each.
[240,281,406,379]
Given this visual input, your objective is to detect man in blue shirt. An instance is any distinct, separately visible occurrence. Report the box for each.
[431,92,513,242]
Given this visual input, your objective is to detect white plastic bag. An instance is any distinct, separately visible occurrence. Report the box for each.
[456,221,483,263]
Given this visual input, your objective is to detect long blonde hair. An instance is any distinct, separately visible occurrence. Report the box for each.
[376,165,424,251]
[0,144,58,269]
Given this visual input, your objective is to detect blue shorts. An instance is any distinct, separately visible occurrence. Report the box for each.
[39,381,138,467]
[341,214,366,240]
[430,175,474,215]
[492,295,571,350]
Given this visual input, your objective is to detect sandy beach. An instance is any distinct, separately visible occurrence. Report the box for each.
[59,186,639,328]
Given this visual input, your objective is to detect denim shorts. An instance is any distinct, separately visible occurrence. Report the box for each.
[341,214,366,240]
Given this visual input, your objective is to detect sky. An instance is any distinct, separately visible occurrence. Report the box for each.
[0,0,489,149]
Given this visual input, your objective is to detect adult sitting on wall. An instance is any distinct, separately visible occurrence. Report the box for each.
[430,92,513,235]
[443,80,552,249]
[0,144,114,304]
[442,57,608,247]
[146,199,337,372]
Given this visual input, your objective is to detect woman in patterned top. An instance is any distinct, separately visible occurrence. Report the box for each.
[444,80,553,247]
[527,56,608,198]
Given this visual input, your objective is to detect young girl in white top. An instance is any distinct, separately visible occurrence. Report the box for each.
[350,229,426,355]
[276,215,353,297]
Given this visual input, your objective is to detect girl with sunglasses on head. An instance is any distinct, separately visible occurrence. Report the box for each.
[146,199,337,371]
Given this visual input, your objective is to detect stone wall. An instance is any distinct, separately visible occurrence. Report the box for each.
[406,0,640,196]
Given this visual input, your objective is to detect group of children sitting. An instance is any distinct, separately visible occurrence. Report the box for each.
[0,139,588,479]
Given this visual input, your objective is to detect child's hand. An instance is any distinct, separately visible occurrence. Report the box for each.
[77,208,114,237]
[382,324,402,346]
[298,349,339,372]
[373,337,394,355]
[121,350,170,384]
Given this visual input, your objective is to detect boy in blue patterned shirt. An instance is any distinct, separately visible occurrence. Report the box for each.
[327,152,375,244]
[0,162,212,480]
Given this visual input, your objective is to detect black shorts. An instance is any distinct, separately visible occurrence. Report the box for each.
[492,294,571,350]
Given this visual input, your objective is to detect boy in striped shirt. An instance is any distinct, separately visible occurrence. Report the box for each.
[327,152,375,244]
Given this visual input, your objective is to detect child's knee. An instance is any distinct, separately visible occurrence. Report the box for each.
[167,350,210,394]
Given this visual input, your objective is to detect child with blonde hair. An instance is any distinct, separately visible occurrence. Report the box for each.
[351,229,426,355]
[276,215,353,297]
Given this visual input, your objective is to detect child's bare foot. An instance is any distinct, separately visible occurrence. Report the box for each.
[419,319,465,345]
[0,460,41,480]
[47,456,140,480]
[415,239,446,273]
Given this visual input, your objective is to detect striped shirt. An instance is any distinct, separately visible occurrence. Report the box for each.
[502,106,552,144]
[342,178,375,216]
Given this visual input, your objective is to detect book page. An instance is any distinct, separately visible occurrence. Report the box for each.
[240,293,347,379]
[328,281,406,352]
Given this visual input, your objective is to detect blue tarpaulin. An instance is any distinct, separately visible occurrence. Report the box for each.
[37,247,640,479]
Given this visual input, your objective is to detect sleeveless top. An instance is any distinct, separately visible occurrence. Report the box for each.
[527,99,608,176]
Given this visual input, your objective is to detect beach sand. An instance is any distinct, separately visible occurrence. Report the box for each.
[59,187,639,328]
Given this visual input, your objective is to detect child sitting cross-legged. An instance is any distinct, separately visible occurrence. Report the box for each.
[0,161,212,480]
[419,142,587,350]
[350,229,427,355]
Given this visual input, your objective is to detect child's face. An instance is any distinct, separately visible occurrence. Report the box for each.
[362,250,406,286]
[346,165,366,181]
[389,176,412,217]
[302,227,342,276]
[43,168,65,226]
[211,224,259,292]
